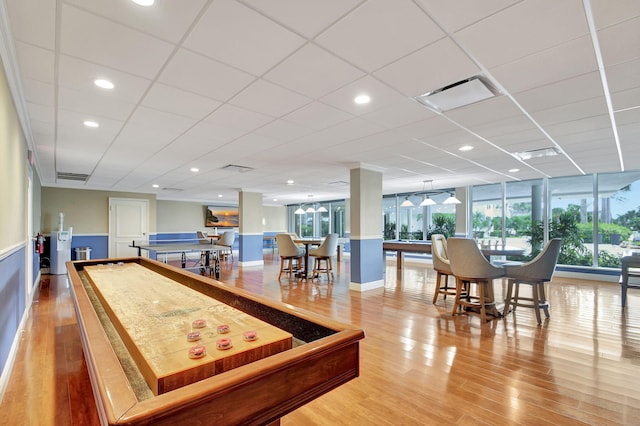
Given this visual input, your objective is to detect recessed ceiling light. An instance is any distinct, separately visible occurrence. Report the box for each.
[83,120,99,128]
[273,198,278,202]
[94,79,114,89]
[286,180,294,185]
[190,167,199,173]
[131,0,154,6]
[459,145,474,151]
[152,184,159,188]
[218,194,223,198]
[354,94,370,104]
[509,168,520,173]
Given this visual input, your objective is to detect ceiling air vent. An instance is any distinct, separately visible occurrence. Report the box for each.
[414,76,499,112]
[57,172,90,182]
[221,164,253,173]
[160,187,184,192]
[328,180,349,187]
[513,147,561,161]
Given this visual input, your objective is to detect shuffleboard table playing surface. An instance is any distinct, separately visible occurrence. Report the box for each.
[83,262,292,395]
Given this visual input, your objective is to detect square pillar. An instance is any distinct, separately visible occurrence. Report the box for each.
[349,166,384,291]
[239,191,263,266]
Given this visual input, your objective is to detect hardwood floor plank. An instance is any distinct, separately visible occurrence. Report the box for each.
[1,254,640,425]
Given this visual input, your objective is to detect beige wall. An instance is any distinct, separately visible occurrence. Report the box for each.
[0,61,28,248]
[263,205,287,232]
[41,187,157,234]
[157,200,209,233]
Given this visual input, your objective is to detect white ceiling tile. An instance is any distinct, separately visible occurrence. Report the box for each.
[230,79,312,117]
[374,37,480,97]
[6,0,55,49]
[597,16,640,66]
[315,0,444,72]
[240,0,362,39]
[283,102,352,130]
[490,36,598,94]
[253,119,315,142]
[416,0,520,33]
[361,98,436,129]
[590,0,640,28]
[184,0,305,76]
[455,0,588,68]
[531,97,608,127]
[58,55,151,104]
[264,43,365,99]
[606,57,640,94]
[158,49,255,102]
[142,83,221,120]
[514,72,604,112]
[64,0,208,43]
[182,121,245,146]
[22,79,54,107]
[14,42,54,84]
[204,104,274,133]
[58,86,136,121]
[320,76,407,116]
[59,4,175,78]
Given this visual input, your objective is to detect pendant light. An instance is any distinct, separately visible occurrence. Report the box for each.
[419,180,436,206]
[294,207,305,214]
[305,195,316,213]
[317,205,328,212]
[400,196,414,207]
[419,196,436,206]
[443,192,461,205]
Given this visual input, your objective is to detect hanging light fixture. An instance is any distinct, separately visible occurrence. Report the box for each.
[400,196,414,207]
[294,207,305,214]
[305,195,316,213]
[420,196,436,206]
[317,205,328,213]
[419,180,436,206]
[443,192,461,205]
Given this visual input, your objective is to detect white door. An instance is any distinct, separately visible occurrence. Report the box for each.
[109,198,149,258]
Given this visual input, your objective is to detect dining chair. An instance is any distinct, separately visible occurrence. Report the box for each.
[431,234,458,304]
[502,238,561,324]
[620,254,640,308]
[309,233,338,281]
[447,237,505,322]
[276,233,305,280]
[218,231,235,261]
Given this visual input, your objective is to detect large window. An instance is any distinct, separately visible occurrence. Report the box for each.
[383,192,457,240]
[596,172,640,268]
[288,200,346,238]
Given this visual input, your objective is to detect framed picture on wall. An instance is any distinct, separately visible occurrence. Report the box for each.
[206,206,239,227]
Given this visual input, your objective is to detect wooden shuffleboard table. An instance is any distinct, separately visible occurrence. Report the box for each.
[68,257,364,425]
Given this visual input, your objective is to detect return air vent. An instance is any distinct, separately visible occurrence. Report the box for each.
[57,172,90,182]
[160,187,184,192]
[414,76,499,112]
[221,164,253,173]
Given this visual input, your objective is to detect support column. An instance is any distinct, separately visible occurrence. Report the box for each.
[349,166,384,291]
[238,191,263,267]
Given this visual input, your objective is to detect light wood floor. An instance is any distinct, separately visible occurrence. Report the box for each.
[2,253,640,425]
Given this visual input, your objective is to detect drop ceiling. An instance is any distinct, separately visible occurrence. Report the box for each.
[2,0,639,205]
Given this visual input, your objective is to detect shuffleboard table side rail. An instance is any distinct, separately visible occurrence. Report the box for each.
[68,260,141,425]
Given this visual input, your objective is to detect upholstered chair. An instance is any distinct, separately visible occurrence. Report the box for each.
[621,255,640,308]
[276,233,305,280]
[309,233,339,281]
[502,238,562,324]
[447,237,505,322]
[431,234,458,304]
[218,230,235,261]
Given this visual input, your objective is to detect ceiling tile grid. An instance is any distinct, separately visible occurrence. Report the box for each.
[2,0,638,204]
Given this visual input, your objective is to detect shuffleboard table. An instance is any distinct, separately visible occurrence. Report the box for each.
[67,257,364,425]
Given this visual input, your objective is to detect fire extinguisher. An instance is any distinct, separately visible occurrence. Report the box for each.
[36,233,45,254]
